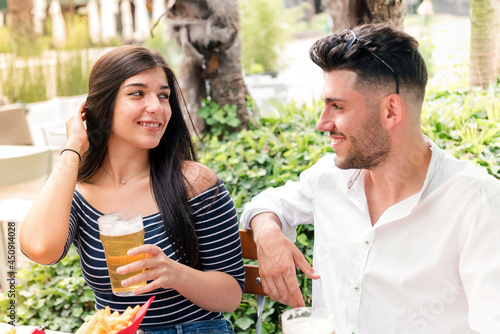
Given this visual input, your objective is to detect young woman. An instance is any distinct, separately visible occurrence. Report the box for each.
[20,45,244,333]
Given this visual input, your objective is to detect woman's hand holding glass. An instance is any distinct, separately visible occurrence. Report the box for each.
[117,244,183,295]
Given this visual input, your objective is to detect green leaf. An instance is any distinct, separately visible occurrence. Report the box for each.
[227,118,242,127]
[235,316,255,330]
[296,233,309,246]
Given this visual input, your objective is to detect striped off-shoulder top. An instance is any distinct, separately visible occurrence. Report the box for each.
[54,179,245,328]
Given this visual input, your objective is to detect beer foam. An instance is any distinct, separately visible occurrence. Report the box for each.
[282,317,335,334]
[98,212,143,236]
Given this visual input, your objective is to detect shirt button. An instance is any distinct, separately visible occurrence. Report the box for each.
[354,286,359,291]
[364,240,370,245]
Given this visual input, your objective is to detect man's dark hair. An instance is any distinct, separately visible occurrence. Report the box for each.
[309,23,428,102]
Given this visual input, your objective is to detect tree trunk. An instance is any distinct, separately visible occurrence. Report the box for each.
[469,0,500,88]
[68,0,76,20]
[326,0,405,33]
[166,0,253,134]
[313,0,323,14]
[7,0,35,55]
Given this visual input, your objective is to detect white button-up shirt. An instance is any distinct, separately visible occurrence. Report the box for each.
[241,139,500,334]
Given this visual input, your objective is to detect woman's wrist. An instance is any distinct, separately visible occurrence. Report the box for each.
[58,143,84,169]
[60,148,82,163]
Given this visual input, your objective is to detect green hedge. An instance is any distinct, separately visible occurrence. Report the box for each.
[422,87,500,178]
[1,86,499,333]
[0,247,94,332]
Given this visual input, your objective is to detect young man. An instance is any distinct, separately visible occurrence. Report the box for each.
[241,24,500,333]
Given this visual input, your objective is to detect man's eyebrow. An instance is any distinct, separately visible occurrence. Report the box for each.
[323,96,346,103]
[124,83,171,90]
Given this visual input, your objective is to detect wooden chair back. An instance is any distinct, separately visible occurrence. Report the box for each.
[240,229,266,296]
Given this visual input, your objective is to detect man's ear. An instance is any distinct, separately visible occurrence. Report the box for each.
[380,94,405,129]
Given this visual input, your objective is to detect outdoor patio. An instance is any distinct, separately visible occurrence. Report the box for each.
[0,13,471,276]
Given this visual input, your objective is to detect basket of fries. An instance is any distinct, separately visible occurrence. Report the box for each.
[75,296,155,334]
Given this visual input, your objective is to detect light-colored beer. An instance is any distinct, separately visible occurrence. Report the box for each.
[100,230,147,295]
[97,210,146,296]
[282,316,335,334]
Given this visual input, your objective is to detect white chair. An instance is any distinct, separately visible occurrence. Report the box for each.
[42,120,67,150]
[0,146,53,289]
[0,103,33,145]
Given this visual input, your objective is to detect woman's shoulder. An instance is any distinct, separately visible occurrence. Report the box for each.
[182,161,218,199]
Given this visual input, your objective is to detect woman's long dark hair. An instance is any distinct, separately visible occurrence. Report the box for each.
[78,45,200,268]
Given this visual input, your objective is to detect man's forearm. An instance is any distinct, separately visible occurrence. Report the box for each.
[250,212,283,243]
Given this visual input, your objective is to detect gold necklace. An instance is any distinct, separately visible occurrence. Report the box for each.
[102,165,149,185]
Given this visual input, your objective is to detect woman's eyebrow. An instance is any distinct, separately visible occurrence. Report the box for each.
[124,83,171,90]
[125,83,147,88]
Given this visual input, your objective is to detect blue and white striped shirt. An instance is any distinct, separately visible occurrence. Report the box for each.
[57,180,245,328]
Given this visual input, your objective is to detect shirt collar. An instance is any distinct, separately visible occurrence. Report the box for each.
[344,136,438,219]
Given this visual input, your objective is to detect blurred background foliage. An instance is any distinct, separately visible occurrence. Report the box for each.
[239,0,306,75]
[0,0,322,104]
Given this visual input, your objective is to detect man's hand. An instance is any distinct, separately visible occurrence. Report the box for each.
[251,213,320,307]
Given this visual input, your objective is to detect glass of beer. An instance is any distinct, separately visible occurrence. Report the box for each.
[97,210,147,296]
[281,307,335,334]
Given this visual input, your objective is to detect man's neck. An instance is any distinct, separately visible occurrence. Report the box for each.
[364,136,432,225]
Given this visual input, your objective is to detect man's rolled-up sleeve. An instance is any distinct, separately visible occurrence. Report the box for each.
[240,164,317,241]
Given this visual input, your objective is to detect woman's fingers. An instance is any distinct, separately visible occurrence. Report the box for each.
[76,100,86,122]
[117,245,178,295]
[65,99,89,154]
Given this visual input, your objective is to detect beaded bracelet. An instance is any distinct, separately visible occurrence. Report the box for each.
[60,148,82,163]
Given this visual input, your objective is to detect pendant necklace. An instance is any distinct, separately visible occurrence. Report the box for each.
[102,165,149,185]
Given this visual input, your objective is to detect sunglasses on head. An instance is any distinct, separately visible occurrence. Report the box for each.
[340,29,400,95]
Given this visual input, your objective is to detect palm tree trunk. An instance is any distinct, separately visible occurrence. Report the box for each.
[469,0,500,88]
[326,0,404,33]
[166,0,253,134]
[7,0,35,55]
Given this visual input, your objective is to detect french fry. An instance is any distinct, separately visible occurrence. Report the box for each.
[104,306,111,317]
[98,314,112,333]
[75,321,89,334]
[83,311,100,334]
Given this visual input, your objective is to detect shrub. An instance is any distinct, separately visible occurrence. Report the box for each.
[197,99,327,208]
[422,86,500,178]
[0,246,94,332]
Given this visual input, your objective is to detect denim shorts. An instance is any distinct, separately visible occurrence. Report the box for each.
[141,319,235,334]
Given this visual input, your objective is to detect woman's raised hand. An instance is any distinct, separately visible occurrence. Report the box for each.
[65,100,89,155]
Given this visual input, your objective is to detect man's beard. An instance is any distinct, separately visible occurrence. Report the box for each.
[334,113,392,170]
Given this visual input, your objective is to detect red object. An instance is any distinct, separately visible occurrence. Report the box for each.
[31,330,45,334]
[117,296,156,334]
